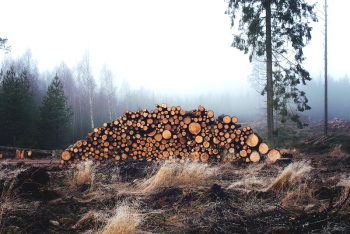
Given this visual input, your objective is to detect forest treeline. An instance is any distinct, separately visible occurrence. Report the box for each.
[0,49,349,150]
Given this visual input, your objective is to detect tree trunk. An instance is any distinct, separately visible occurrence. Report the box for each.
[265,1,274,145]
[324,0,328,135]
[88,83,95,129]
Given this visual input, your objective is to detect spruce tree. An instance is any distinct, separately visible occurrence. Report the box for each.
[0,67,36,147]
[225,0,317,145]
[38,74,73,149]
[0,37,11,53]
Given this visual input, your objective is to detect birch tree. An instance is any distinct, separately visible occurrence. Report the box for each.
[99,64,118,121]
[77,49,96,129]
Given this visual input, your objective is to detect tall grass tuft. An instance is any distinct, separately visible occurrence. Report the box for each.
[336,177,350,213]
[66,160,96,189]
[138,162,217,194]
[0,180,15,233]
[264,160,318,209]
[330,144,346,156]
[227,163,267,191]
[100,202,142,234]
[266,160,312,193]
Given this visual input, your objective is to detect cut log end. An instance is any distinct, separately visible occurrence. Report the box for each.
[189,122,201,135]
[223,115,231,124]
[239,150,247,157]
[162,130,172,140]
[154,133,163,142]
[190,151,200,162]
[231,116,238,123]
[267,149,282,163]
[258,142,269,155]
[76,140,83,147]
[249,151,260,162]
[195,135,203,144]
[207,110,214,118]
[200,152,209,162]
[246,133,260,147]
[61,151,71,161]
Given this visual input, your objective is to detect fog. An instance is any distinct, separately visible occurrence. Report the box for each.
[0,1,349,147]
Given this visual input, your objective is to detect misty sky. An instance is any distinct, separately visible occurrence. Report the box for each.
[0,0,349,94]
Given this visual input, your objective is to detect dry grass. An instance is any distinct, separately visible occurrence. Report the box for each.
[330,144,346,156]
[266,160,312,193]
[227,163,267,191]
[0,180,15,234]
[281,180,318,210]
[335,177,350,213]
[263,160,320,210]
[100,202,142,234]
[138,162,217,194]
[280,148,301,155]
[71,210,102,231]
[66,160,96,189]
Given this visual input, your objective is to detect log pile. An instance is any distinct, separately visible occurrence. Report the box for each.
[304,134,335,146]
[60,104,280,168]
[329,118,350,134]
[0,146,51,159]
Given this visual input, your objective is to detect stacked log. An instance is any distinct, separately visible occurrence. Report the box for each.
[0,146,48,159]
[60,104,280,168]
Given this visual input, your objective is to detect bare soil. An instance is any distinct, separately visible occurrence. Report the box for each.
[1,152,349,234]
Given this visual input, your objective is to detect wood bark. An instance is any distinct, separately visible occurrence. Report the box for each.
[265,1,274,145]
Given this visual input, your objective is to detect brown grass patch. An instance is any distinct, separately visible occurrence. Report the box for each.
[281,180,319,210]
[330,144,346,156]
[0,180,16,233]
[266,160,312,193]
[227,163,267,191]
[336,177,350,213]
[280,148,300,155]
[66,160,96,189]
[138,162,217,194]
[263,160,321,210]
[100,202,142,234]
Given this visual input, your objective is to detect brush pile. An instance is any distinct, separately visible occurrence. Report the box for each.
[60,104,280,168]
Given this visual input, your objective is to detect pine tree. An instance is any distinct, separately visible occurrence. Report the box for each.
[0,37,11,53]
[225,0,317,145]
[0,67,36,147]
[38,74,73,149]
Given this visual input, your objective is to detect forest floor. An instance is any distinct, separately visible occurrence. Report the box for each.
[1,120,350,234]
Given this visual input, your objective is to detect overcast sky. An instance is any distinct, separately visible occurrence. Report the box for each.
[0,0,349,94]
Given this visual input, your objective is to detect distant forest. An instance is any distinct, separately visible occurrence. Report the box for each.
[0,49,349,149]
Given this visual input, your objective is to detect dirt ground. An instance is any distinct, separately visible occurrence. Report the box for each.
[1,121,350,234]
[0,152,349,234]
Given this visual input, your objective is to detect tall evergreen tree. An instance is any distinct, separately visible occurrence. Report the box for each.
[225,0,317,145]
[0,67,36,147]
[0,37,11,53]
[38,74,73,149]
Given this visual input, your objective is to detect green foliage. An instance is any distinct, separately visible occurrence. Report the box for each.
[226,0,317,129]
[0,67,37,147]
[38,74,73,149]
